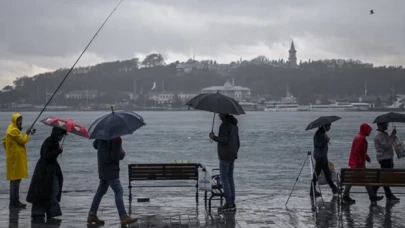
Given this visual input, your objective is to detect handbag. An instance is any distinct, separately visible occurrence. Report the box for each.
[198,169,212,191]
[318,161,337,185]
[393,136,405,159]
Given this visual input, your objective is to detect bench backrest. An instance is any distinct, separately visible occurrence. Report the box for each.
[128,163,200,181]
[340,168,405,186]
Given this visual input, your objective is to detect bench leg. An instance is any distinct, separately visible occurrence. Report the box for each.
[195,184,199,204]
[204,191,208,208]
[209,194,214,211]
[129,181,132,203]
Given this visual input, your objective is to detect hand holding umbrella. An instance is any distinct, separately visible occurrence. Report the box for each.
[185,91,245,143]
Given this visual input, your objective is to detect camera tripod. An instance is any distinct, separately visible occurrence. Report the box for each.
[285,151,325,213]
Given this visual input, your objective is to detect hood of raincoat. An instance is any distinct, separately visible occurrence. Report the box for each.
[359,123,372,136]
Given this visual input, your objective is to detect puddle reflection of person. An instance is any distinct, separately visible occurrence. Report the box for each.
[8,208,21,228]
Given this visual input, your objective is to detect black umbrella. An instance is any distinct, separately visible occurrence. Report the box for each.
[305,116,341,131]
[185,92,246,115]
[185,92,245,131]
[88,107,146,140]
[373,112,405,124]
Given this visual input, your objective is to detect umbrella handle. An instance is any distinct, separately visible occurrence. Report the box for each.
[210,113,216,144]
[60,136,66,157]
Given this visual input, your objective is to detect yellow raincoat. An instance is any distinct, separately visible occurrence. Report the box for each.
[2,113,29,180]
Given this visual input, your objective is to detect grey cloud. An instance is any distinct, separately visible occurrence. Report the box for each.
[0,0,404,86]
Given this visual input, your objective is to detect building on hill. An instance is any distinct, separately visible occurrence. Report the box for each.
[64,90,98,100]
[288,41,298,67]
[176,58,242,76]
[201,79,251,101]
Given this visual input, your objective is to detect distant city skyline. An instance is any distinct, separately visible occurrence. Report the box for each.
[0,0,404,87]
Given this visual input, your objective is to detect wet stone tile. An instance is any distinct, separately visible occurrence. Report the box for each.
[0,189,405,227]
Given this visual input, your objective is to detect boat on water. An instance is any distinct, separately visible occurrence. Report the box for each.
[264,97,300,111]
[306,101,372,112]
[239,101,263,111]
[264,85,301,112]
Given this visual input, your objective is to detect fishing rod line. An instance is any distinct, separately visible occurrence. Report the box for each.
[28,0,124,132]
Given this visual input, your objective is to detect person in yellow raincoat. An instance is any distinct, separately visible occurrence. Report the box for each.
[2,113,32,209]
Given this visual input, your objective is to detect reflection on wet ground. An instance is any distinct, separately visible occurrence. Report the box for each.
[1,189,405,228]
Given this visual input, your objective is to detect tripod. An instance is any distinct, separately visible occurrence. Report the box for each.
[285,151,325,212]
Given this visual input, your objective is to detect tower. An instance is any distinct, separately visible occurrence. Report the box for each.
[288,41,297,67]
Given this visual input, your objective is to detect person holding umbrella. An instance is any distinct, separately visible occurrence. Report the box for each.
[306,116,340,197]
[86,108,145,226]
[373,121,400,201]
[185,92,244,212]
[209,113,240,211]
[26,127,67,221]
[27,116,89,221]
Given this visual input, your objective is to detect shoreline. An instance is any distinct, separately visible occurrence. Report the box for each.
[0,108,404,112]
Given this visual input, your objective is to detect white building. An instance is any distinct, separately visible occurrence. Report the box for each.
[148,92,199,104]
[64,90,98,99]
[201,80,251,101]
[149,93,175,104]
[177,93,199,101]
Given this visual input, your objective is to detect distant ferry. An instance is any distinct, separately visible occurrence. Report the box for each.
[239,101,263,111]
[264,85,300,112]
[306,102,371,112]
[264,95,300,111]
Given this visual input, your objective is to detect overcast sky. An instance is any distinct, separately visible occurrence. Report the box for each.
[0,0,404,87]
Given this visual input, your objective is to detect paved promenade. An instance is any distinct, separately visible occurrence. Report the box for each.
[1,188,405,228]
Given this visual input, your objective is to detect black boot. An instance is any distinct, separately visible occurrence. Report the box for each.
[10,201,26,209]
[9,180,25,209]
[370,196,384,204]
[343,196,356,203]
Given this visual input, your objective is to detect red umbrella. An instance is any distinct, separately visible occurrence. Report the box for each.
[40,116,89,138]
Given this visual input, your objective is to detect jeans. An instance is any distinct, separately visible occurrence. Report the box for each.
[10,179,21,204]
[373,159,394,197]
[89,179,127,219]
[311,158,336,191]
[219,160,235,205]
[32,174,62,218]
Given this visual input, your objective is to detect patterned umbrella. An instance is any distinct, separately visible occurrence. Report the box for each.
[40,116,89,138]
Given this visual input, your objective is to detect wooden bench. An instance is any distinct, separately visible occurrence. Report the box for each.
[337,168,405,202]
[128,163,203,204]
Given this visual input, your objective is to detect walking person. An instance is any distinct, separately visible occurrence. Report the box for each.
[373,122,400,201]
[26,127,67,220]
[342,123,384,203]
[309,123,338,197]
[87,137,137,226]
[209,113,240,211]
[2,113,32,208]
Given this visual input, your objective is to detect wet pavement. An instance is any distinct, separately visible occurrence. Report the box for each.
[1,187,405,228]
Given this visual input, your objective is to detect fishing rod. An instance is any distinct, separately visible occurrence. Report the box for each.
[28,0,124,133]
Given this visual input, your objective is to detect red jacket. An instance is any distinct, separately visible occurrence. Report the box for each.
[348,123,372,168]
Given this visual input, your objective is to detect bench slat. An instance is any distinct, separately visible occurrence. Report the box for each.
[341,183,405,187]
[340,168,405,187]
[128,163,200,182]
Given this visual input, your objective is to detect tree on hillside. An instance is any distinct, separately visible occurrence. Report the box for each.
[142,53,165,67]
[2,55,405,106]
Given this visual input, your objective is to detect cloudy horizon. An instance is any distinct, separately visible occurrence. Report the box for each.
[0,0,404,87]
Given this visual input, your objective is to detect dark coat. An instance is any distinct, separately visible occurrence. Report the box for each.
[213,115,240,161]
[313,128,330,159]
[93,137,124,180]
[26,127,65,206]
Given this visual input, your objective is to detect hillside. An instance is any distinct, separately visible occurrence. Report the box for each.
[0,53,404,106]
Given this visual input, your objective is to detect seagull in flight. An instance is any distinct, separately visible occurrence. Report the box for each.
[370,10,374,14]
